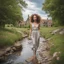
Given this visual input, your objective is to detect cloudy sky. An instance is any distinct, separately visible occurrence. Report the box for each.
[22,0,48,21]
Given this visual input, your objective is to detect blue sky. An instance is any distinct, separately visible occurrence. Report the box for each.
[22,0,48,21]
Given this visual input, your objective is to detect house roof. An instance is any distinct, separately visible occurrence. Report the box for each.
[41,19,52,23]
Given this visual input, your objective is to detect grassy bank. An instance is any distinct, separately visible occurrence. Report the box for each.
[40,26,64,64]
[50,34,64,64]
[40,26,59,38]
[0,27,29,47]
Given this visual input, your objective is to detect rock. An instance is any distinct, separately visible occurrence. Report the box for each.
[56,56,60,60]
[5,47,11,53]
[51,28,62,35]
[48,58,53,61]
[23,34,28,38]
[0,40,23,62]
[45,46,50,51]
[53,51,61,58]
[39,52,43,57]
[5,53,11,56]
[25,34,28,37]
[53,52,58,58]
[44,57,49,60]
[14,42,22,51]
[5,48,13,56]
[11,47,16,52]
[10,49,14,53]
[0,51,6,57]
[59,29,64,34]
[0,47,13,61]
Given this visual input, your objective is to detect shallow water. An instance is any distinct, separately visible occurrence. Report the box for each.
[1,37,46,64]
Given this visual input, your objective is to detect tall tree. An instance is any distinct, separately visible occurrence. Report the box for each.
[42,0,64,26]
[0,0,27,27]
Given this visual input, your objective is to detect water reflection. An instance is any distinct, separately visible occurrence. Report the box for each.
[1,37,44,64]
[1,38,34,64]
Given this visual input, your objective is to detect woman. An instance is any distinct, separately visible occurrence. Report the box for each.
[29,14,41,56]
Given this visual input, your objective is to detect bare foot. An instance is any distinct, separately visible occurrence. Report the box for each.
[25,55,36,62]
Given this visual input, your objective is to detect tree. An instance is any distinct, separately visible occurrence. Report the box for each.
[42,0,64,26]
[0,0,27,27]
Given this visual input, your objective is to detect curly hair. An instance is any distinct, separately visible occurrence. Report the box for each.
[30,14,41,24]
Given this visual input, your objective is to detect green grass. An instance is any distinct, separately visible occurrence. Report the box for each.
[40,26,64,64]
[0,27,29,47]
[49,34,64,64]
[6,27,29,35]
[40,26,59,38]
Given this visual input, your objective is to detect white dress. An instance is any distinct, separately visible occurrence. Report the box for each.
[31,23,40,53]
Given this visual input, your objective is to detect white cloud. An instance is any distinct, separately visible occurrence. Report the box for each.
[22,0,48,21]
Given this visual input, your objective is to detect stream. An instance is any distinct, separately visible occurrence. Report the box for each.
[0,37,50,64]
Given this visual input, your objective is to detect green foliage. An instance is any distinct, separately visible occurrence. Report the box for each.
[0,0,27,27]
[42,0,64,26]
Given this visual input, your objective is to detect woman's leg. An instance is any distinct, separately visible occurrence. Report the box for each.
[36,31,40,51]
[32,32,37,55]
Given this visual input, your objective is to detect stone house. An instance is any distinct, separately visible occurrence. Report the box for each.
[40,18,53,27]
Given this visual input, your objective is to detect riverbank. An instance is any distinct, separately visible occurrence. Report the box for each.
[0,36,52,64]
[40,26,64,64]
[0,26,64,64]
[0,27,29,61]
[0,27,29,47]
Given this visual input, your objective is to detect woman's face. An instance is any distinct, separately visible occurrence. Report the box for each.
[33,15,37,21]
